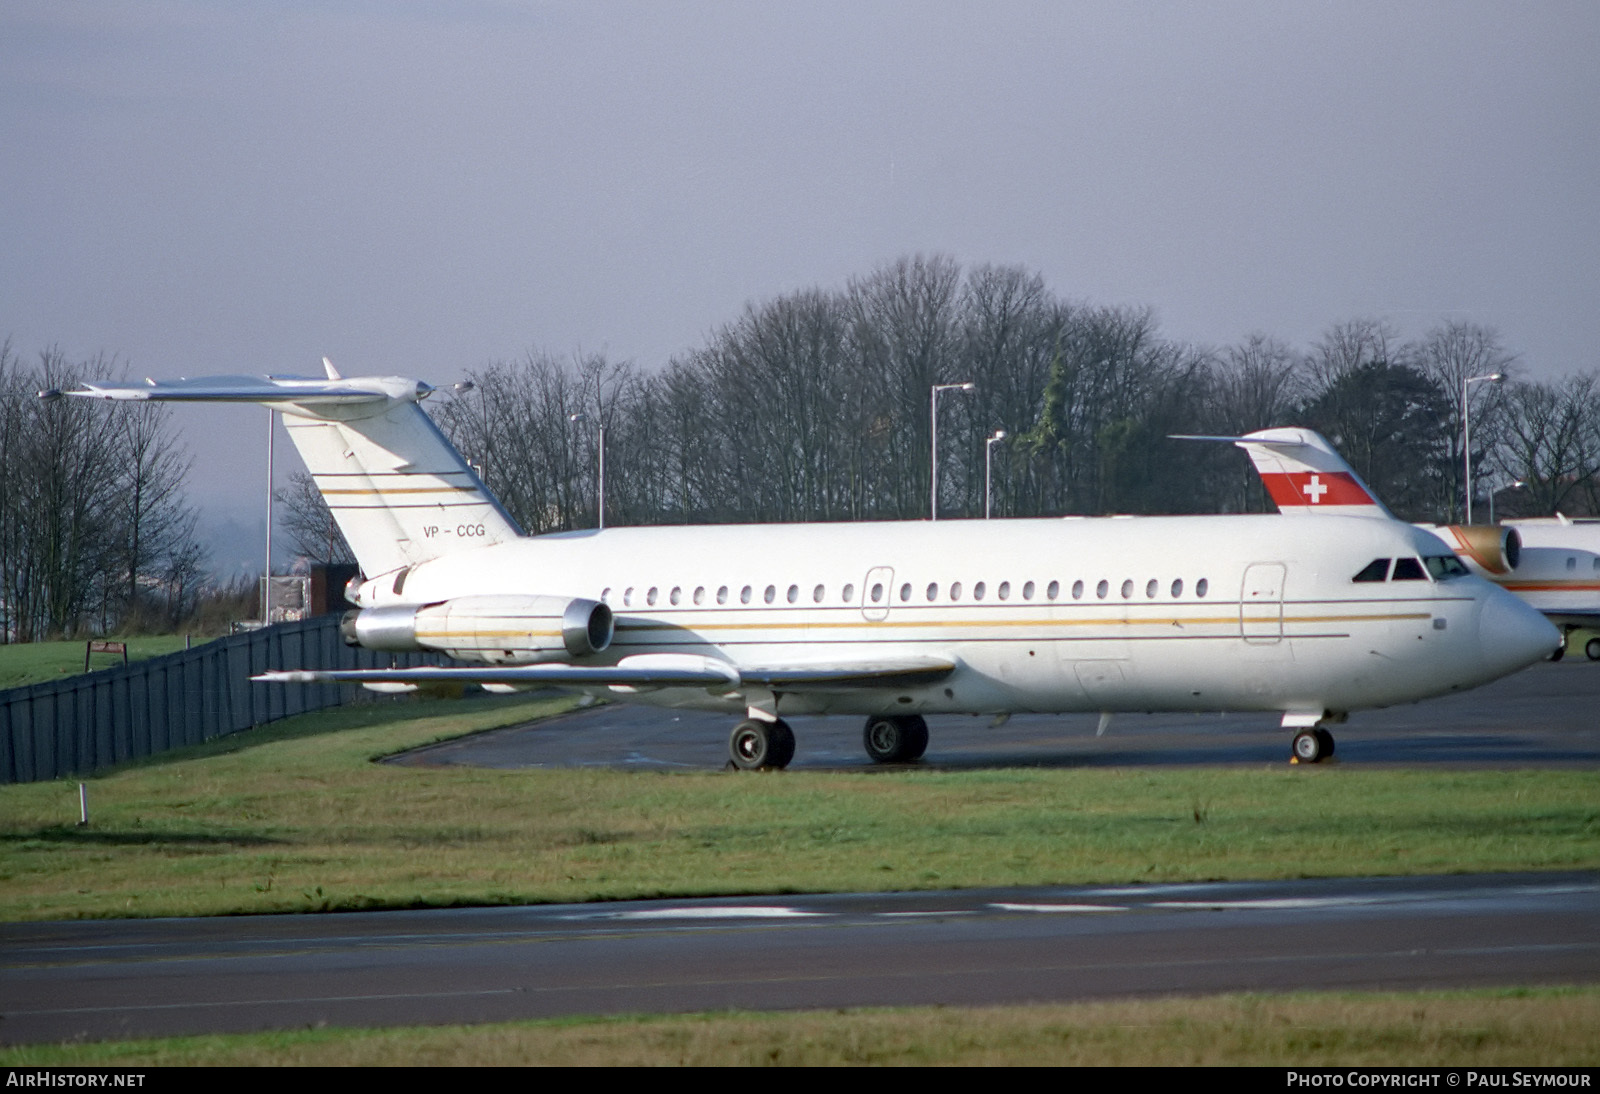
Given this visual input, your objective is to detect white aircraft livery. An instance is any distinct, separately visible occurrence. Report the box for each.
[1189,427,1600,661]
[62,371,1561,767]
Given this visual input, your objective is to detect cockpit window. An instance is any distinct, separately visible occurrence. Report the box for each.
[1391,557,1427,581]
[1423,554,1469,580]
[1352,558,1390,583]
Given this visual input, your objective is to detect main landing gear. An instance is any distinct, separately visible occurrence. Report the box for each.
[728,718,795,771]
[726,713,932,770]
[863,715,929,764]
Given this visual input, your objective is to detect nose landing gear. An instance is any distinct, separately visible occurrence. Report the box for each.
[1290,727,1336,764]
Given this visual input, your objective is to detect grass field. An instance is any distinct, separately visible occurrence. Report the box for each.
[0,634,197,691]
[2,694,1596,920]
[2,989,1595,1066]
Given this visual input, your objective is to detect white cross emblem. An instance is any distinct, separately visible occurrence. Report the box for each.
[1302,475,1328,504]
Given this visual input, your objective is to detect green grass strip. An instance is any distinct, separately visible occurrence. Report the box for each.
[4,988,1596,1066]
[1,695,1596,920]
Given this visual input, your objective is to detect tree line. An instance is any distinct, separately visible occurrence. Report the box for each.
[11,254,1599,639]
[0,342,206,641]
[375,256,1594,554]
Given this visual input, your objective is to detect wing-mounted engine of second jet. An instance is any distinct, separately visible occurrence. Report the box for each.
[1427,524,1522,576]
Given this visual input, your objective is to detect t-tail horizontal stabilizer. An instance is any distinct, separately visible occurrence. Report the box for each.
[1171,428,1392,519]
[57,369,522,578]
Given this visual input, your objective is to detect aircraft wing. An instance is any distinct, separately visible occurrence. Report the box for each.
[256,654,956,691]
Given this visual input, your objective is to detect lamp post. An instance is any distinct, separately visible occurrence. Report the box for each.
[1463,373,1504,524]
[930,382,975,520]
[985,429,1007,519]
[263,409,274,623]
[570,413,607,530]
[1491,479,1526,526]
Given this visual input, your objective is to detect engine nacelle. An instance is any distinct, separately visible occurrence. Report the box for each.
[340,595,613,662]
[1435,524,1522,575]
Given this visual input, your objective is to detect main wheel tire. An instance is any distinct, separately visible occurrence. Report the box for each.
[863,716,906,763]
[730,718,794,770]
[1586,637,1600,662]
[863,715,929,763]
[766,719,796,769]
[1291,729,1325,763]
[901,716,929,761]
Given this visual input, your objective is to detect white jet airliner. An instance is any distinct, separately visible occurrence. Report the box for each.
[61,370,1560,767]
[1188,428,1600,661]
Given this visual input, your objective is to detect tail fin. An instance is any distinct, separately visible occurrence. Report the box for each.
[1171,428,1393,519]
[64,372,521,578]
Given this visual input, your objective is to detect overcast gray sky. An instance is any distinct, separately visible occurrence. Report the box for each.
[3,1,1597,522]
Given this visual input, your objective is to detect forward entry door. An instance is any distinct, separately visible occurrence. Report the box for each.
[1240,563,1286,643]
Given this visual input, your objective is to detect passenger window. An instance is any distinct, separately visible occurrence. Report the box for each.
[624,587,634,607]
[1146,579,1158,599]
[870,582,883,603]
[973,581,985,601]
[740,585,752,604]
[1171,579,1183,598]
[601,587,611,603]
[951,582,963,601]
[1046,580,1059,599]
[813,584,825,603]
[648,587,659,605]
[1096,580,1109,599]
[1023,581,1035,600]
[1072,580,1084,600]
[693,586,705,605]
[1119,579,1133,599]
[1196,578,1209,598]
[927,583,938,601]
[1567,557,1578,572]
[1352,559,1390,583]
[765,585,777,604]
[787,585,799,603]
[998,581,1010,600]
[900,583,912,602]
[1391,558,1426,581]
[717,586,729,604]
[843,583,855,602]
[670,587,682,605]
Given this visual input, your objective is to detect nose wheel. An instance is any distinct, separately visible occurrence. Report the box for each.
[729,718,795,770]
[1291,727,1336,764]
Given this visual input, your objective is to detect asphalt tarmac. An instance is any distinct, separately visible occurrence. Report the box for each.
[388,660,1600,772]
[4,873,1595,1045]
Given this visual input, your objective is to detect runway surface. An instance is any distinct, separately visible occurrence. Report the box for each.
[390,660,1600,772]
[4,873,1596,1045]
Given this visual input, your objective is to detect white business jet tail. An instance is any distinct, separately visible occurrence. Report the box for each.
[62,367,521,579]
[1174,428,1523,574]
[1172,428,1394,519]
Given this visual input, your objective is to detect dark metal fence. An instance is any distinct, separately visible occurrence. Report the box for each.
[0,616,437,784]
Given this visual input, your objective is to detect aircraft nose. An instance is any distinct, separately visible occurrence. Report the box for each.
[1477,587,1563,679]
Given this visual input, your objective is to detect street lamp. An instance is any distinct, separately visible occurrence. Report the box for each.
[930,382,975,520]
[985,430,1007,519]
[1463,373,1504,524]
[570,413,607,530]
[1491,480,1527,526]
